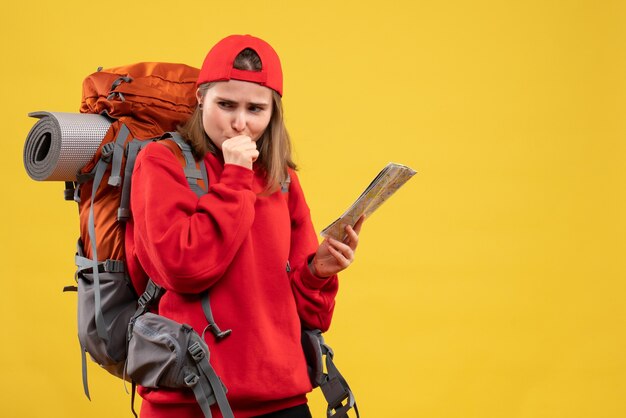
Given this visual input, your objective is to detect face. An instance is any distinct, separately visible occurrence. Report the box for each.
[197,80,274,150]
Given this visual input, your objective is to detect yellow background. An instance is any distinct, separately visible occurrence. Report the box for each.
[1,1,625,417]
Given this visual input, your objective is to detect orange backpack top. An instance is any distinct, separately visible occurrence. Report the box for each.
[81,62,199,136]
[77,62,199,262]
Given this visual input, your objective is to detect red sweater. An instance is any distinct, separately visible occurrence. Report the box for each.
[125,142,338,417]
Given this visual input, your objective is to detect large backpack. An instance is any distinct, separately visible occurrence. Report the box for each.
[65,62,234,417]
[70,61,196,377]
[55,62,358,418]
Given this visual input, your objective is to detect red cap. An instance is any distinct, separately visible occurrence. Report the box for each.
[196,34,283,96]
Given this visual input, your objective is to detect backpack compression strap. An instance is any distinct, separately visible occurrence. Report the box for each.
[308,330,360,418]
[109,124,132,187]
[72,238,124,400]
[127,279,163,418]
[84,123,133,341]
[187,340,234,418]
[127,279,163,339]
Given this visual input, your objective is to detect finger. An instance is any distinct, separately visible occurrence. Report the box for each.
[228,135,252,144]
[343,225,359,250]
[224,137,255,155]
[327,245,352,268]
[328,237,350,252]
[243,143,259,156]
[343,216,364,247]
[222,136,245,149]
[230,140,257,153]
[328,238,354,262]
[226,139,258,157]
[353,215,365,234]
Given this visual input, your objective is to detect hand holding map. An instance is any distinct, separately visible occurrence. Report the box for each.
[321,162,417,242]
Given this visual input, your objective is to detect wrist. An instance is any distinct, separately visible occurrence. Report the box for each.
[308,258,318,277]
[308,257,329,278]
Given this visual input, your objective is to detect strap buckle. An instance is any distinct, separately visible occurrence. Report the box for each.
[100,142,115,162]
[184,373,200,387]
[188,341,206,362]
[322,376,350,410]
[137,280,163,309]
[107,76,133,101]
[103,259,125,273]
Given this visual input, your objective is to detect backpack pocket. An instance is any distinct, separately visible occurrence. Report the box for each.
[127,313,234,418]
[126,312,195,389]
[76,264,137,378]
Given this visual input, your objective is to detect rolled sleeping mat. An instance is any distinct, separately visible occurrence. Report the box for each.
[23,111,111,181]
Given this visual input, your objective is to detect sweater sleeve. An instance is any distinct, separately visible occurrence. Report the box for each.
[130,142,257,294]
[287,171,338,332]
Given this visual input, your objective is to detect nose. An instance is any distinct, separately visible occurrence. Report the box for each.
[231,110,246,133]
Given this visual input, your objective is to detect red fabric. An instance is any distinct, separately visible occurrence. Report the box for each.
[196,34,283,96]
[125,142,337,417]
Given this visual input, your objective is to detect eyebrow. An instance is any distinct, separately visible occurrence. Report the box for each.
[215,96,270,107]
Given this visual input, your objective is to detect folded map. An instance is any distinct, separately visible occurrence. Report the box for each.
[321,162,417,241]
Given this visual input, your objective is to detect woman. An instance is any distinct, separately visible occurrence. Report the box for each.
[125,34,364,418]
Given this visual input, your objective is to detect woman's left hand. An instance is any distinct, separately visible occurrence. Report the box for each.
[309,215,365,278]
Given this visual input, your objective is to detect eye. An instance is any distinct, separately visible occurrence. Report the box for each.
[248,105,264,113]
[218,101,234,109]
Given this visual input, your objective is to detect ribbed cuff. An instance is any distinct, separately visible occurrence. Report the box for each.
[302,254,335,289]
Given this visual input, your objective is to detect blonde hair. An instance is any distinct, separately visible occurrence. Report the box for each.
[177,49,296,193]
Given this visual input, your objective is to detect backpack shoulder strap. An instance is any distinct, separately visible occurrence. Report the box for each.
[119,132,208,223]
[158,133,208,197]
[201,292,232,340]
[158,134,235,342]
[118,137,151,222]
[157,135,186,166]
[281,172,291,194]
